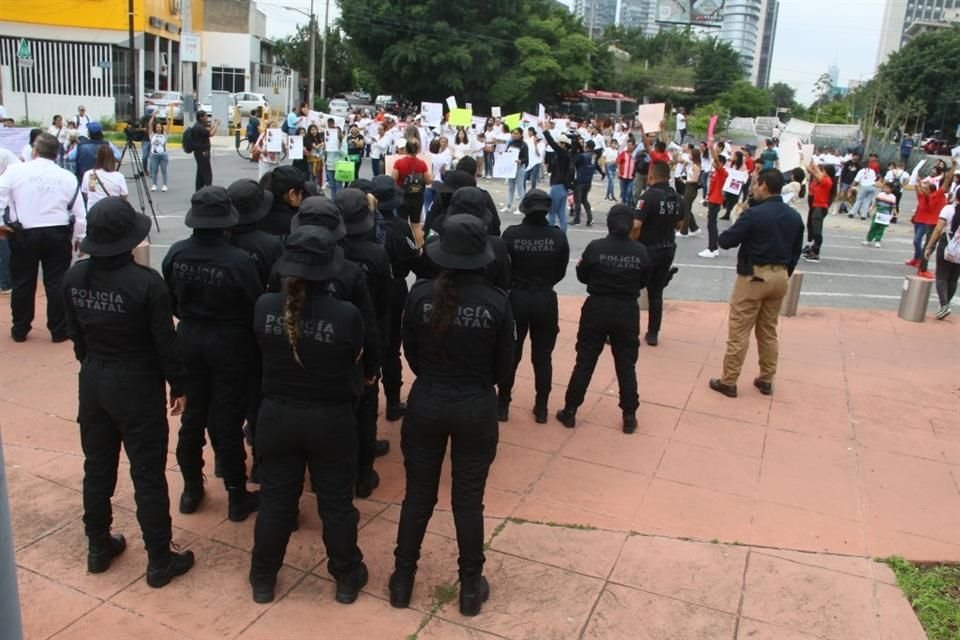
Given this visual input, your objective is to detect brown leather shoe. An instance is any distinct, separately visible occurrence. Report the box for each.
[753,378,773,396]
[709,378,738,398]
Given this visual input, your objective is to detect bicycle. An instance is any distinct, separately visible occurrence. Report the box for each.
[234,130,287,162]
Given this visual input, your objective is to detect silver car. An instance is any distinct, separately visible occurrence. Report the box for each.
[232,92,269,117]
[144,91,184,123]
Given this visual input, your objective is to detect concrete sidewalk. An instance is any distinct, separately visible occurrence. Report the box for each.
[2,295,958,639]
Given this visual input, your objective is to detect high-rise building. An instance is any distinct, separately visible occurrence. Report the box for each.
[719,0,764,77]
[877,0,960,65]
[573,0,620,38]
[754,0,779,88]
[619,0,658,35]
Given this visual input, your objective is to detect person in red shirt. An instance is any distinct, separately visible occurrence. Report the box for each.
[390,139,432,246]
[648,141,671,181]
[740,154,756,203]
[803,160,835,262]
[911,161,955,277]
[699,141,728,258]
[616,140,637,204]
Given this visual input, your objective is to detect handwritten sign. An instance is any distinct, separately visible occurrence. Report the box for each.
[288,135,304,160]
[493,148,520,179]
[420,101,443,127]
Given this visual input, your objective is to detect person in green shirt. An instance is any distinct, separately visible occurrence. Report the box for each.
[759,139,779,171]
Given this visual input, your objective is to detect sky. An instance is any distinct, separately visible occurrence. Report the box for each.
[257,0,885,105]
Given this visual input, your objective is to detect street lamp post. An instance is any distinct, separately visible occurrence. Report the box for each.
[307,0,316,106]
[319,0,329,100]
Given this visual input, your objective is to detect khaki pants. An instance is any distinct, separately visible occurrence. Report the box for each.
[722,264,788,386]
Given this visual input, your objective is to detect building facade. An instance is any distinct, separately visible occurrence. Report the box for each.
[573,0,620,39]
[719,0,764,78]
[754,0,778,88]
[877,0,960,65]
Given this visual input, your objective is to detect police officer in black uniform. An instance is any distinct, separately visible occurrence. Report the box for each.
[228,179,283,482]
[498,189,569,422]
[557,205,650,434]
[258,166,306,238]
[390,215,514,617]
[632,160,683,346]
[162,187,262,521]
[371,174,421,421]
[337,188,393,496]
[63,198,194,588]
[249,226,368,605]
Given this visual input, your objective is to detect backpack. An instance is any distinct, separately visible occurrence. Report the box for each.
[281,118,291,135]
[182,125,195,154]
[945,208,960,264]
[403,170,426,196]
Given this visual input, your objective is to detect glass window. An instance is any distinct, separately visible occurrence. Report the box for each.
[212,66,244,93]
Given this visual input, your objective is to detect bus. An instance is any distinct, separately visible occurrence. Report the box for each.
[555,90,638,120]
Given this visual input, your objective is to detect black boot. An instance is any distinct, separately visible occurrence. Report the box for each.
[355,469,380,499]
[179,475,205,514]
[249,571,276,604]
[87,533,126,574]
[385,400,406,422]
[335,563,369,604]
[228,486,260,522]
[146,546,195,588]
[622,412,638,434]
[533,396,548,424]
[496,396,510,422]
[459,575,490,617]
[556,408,576,429]
[388,568,416,608]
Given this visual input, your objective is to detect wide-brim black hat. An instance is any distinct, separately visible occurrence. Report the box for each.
[426,214,495,270]
[227,179,274,225]
[370,175,403,210]
[291,196,347,240]
[336,188,375,235]
[185,186,240,229]
[449,186,493,227]
[274,226,345,281]
[520,189,551,216]
[79,197,152,257]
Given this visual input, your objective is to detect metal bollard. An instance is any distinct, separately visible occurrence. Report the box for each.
[780,272,804,317]
[897,276,934,322]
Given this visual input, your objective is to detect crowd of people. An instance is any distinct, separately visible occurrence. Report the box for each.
[0,98,958,615]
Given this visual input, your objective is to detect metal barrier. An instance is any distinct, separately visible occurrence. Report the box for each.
[897,276,933,322]
[780,272,804,317]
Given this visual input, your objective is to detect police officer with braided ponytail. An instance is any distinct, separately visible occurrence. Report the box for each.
[249,226,368,606]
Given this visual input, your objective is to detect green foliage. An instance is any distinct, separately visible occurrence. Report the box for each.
[273,26,359,97]
[694,37,744,105]
[717,81,774,118]
[885,557,960,640]
[688,100,728,136]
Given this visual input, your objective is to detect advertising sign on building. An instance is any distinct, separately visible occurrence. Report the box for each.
[656,0,724,26]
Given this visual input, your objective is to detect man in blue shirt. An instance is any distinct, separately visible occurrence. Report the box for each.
[900,135,915,168]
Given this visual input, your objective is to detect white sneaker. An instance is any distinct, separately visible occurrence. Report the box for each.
[513,209,522,216]
[936,304,951,320]
[698,249,718,258]
[874,241,881,248]
[861,240,869,246]
[150,185,157,192]
[161,185,168,192]
[690,229,703,237]
[677,233,689,239]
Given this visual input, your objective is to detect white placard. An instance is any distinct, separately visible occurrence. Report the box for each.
[553,119,568,132]
[722,169,749,195]
[471,116,487,131]
[636,103,665,132]
[265,128,283,153]
[800,144,815,165]
[493,148,520,179]
[0,128,30,155]
[952,145,960,159]
[181,33,201,62]
[909,159,927,186]
[325,128,340,151]
[446,96,458,110]
[288,135,304,160]
[465,102,472,110]
[491,106,501,118]
[777,134,803,171]
[538,103,546,121]
[420,102,443,127]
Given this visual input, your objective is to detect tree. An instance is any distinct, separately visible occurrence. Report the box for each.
[273,26,359,97]
[338,0,592,109]
[694,37,744,105]
[769,82,795,113]
[717,81,774,117]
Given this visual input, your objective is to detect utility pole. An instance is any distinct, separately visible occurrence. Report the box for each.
[319,0,329,100]
[128,0,138,122]
[307,0,316,106]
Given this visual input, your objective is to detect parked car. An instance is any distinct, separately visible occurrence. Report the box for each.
[329,98,350,117]
[232,92,269,117]
[922,137,953,156]
[375,94,397,111]
[144,91,184,123]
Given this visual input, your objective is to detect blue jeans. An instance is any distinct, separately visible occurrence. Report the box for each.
[548,184,568,232]
[619,178,634,205]
[326,169,340,197]
[524,164,541,192]
[149,152,168,187]
[483,152,495,177]
[913,222,934,261]
[371,157,382,177]
[849,184,876,219]
[0,237,10,290]
[605,170,615,199]
[424,188,436,223]
[506,164,525,209]
[700,171,710,200]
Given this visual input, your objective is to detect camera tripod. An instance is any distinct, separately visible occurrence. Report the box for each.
[118,139,161,232]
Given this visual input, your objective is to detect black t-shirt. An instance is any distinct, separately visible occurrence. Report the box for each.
[576,235,650,299]
[635,182,683,247]
[64,254,186,396]
[192,122,212,152]
[403,274,514,387]
[255,290,364,403]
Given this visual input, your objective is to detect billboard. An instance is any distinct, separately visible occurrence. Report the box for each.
[656,0,724,26]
